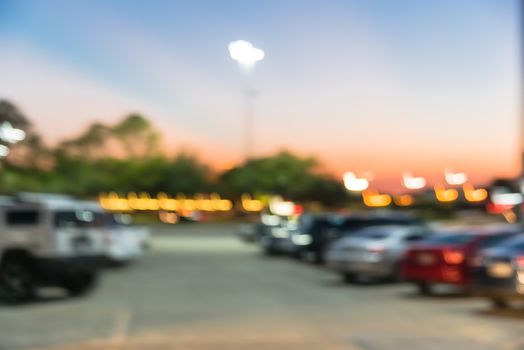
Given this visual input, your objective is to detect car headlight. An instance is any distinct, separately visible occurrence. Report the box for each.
[271,227,289,238]
[291,234,312,246]
[261,214,280,226]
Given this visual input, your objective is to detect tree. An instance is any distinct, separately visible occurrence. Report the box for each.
[111,114,160,158]
[0,100,30,128]
[58,113,161,160]
[219,151,347,206]
[0,101,54,193]
[159,153,213,195]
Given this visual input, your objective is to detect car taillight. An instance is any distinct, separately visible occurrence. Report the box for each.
[443,250,464,264]
[368,247,385,254]
[514,256,524,269]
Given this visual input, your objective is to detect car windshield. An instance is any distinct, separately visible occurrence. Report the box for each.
[491,235,524,251]
[352,227,397,240]
[299,216,330,232]
[421,233,476,245]
[336,217,420,232]
[54,210,105,228]
[478,233,518,249]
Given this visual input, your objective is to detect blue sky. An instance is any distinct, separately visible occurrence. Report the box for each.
[0,0,520,189]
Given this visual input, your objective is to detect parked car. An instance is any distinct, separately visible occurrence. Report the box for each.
[0,194,106,303]
[402,225,520,295]
[287,213,334,263]
[326,225,431,282]
[297,213,425,264]
[259,213,295,255]
[472,233,524,308]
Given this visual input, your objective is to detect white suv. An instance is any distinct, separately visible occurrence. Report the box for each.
[0,194,106,303]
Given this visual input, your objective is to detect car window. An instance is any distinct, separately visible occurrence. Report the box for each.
[336,218,366,230]
[6,210,40,226]
[336,217,421,231]
[54,210,104,228]
[404,234,425,242]
[422,233,475,245]
[479,233,516,249]
[493,235,524,251]
[353,227,396,240]
[299,216,329,232]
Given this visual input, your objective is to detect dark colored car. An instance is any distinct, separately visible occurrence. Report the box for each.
[473,233,524,308]
[287,214,334,262]
[294,213,425,264]
[402,226,520,295]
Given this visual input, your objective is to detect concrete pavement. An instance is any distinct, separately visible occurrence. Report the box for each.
[1,223,524,349]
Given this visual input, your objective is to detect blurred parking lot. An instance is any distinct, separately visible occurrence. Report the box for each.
[1,223,524,350]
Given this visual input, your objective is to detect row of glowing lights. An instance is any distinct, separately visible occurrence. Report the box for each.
[228,41,492,209]
[343,169,491,207]
[99,169,521,212]
[343,169,470,192]
[99,192,266,212]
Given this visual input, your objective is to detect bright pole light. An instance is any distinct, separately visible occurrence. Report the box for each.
[444,169,467,186]
[228,39,264,160]
[228,40,265,71]
[343,172,369,192]
[402,172,426,190]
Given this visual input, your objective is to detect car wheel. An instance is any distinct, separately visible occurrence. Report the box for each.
[312,251,324,265]
[417,282,432,295]
[263,246,277,256]
[299,251,319,264]
[490,297,509,309]
[0,256,34,304]
[63,271,98,297]
[341,272,357,284]
[391,262,404,282]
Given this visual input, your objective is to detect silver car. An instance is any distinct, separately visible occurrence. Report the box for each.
[326,225,431,283]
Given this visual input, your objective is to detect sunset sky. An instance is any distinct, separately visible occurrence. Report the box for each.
[0,0,520,191]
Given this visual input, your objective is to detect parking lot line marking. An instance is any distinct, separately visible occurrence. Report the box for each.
[108,309,133,349]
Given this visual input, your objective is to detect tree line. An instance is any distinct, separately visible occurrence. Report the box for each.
[0,100,348,206]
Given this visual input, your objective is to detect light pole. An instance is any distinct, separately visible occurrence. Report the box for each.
[228,40,264,160]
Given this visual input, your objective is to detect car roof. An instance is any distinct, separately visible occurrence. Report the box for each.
[0,197,103,212]
[432,225,521,237]
[355,224,423,234]
[336,211,419,219]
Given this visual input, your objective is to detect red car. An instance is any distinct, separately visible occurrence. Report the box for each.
[401,226,520,295]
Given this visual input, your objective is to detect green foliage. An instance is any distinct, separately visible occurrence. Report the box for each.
[220,151,347,206]
[0,101,348,206]
[58,113,160,159]
[111,114,160,158]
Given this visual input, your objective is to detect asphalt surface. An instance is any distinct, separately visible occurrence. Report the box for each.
[1,223,524,349]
